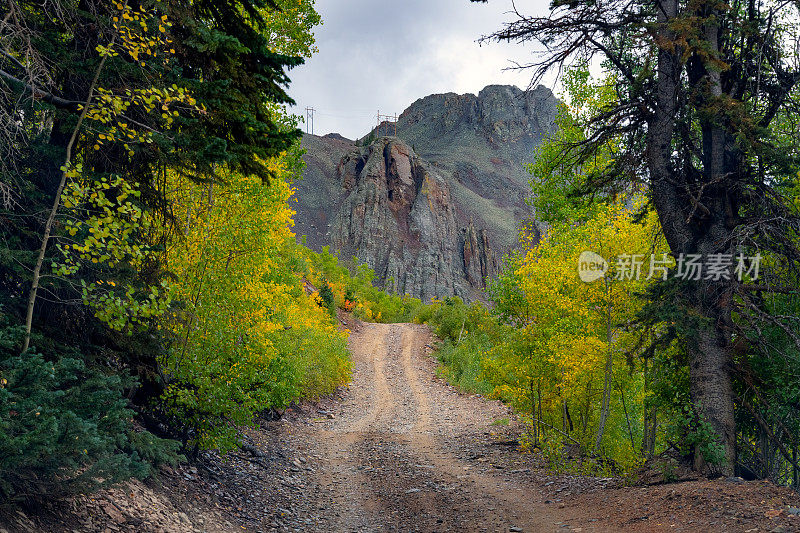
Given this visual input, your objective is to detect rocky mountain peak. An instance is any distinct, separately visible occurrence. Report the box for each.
[396,84,557,150]
[294,84,557,302]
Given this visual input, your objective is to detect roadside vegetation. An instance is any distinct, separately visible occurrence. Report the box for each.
[303,245,425,324]
[0,0,429,503]
[423,65,800,489]
[0,0,351,502]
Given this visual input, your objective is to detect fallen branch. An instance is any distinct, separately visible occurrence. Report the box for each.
[491,439,520,447]
[529,416,582,446]
[240,443,270,460]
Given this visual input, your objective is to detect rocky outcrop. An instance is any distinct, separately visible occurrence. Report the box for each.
[293,133,356,251]
[461,222,497,289]
[330,137,484,302]
[392,84,555,254]
[295,84,558,302]
[399,84,556,150]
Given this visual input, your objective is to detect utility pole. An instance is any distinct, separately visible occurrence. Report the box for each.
[305,107,315,134]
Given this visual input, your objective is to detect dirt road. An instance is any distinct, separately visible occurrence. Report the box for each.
[294,322,562,532]
[278,322,800,533]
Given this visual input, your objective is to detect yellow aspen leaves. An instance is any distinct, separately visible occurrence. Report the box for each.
[159,156,350,452]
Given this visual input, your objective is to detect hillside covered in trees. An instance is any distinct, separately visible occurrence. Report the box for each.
[0,0,356,499]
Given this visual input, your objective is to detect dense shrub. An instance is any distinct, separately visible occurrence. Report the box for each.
[271,325,352,401]
[318,281,336,317]
[434,336,493,395]
[0,321,181,502]
[160,171,352,452]
[304,247,424,324]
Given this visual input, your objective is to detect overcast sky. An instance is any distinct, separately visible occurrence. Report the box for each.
[287,0,554,140]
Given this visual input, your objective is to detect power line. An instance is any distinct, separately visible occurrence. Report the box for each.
[314,111,375,118]
[299,106,399,137]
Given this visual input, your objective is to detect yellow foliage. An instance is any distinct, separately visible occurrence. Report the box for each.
[482,195,667,469]
[159,155,350,451]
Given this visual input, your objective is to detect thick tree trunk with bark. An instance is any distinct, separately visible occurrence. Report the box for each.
[685,193,737,477]
[690,323,736,473]
[648,0,737,475]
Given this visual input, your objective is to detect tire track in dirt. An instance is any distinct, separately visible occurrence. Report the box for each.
[396,323,562,532]
[303,322,564,532]
[311,324,389,531]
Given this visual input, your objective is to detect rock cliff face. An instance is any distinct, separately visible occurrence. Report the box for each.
[328,137,495,301]
[461,223,495,289]
[293,84,557,302]
[394,84,557,252]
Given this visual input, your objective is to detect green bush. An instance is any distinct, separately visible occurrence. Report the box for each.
[159,342,302,453]
[318,280,336,317]
[416,297,502,395]
[412,302,436,324]
[435,336,493,395]
[304,246,424,323]
[0,322,181,502]
[422,297,494,343]
[272,326,352,400]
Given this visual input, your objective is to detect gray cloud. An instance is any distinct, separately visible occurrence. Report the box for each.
[287,0,553,139]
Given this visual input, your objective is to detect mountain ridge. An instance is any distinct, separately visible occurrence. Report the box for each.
[293,84,558,301]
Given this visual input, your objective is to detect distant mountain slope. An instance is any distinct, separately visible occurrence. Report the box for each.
[293,133,354,251]
[394,84,557,252]
[293,85,558,302]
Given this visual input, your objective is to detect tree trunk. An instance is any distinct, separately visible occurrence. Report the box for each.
[537,380,543,440]
[21,46,113,354]
[641,358,657,458]
[644,407,657,459]
[529,377,538,445]
[690,325,736,474]
[561,400,573,433]
[620,386,636,452]
[688,9,737,476]
[648,0,736,476]
[595,277,614,451]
